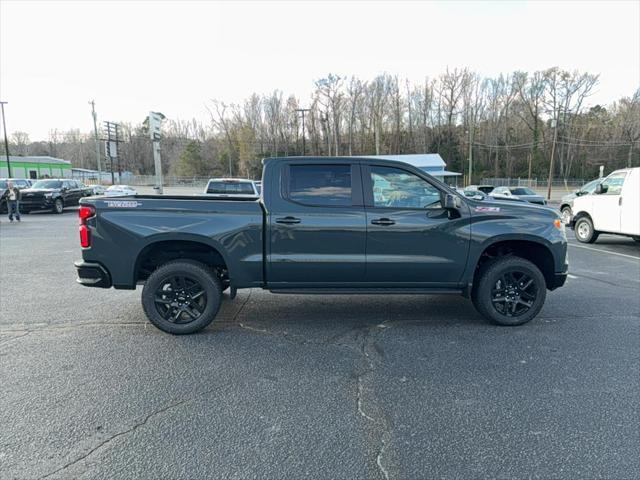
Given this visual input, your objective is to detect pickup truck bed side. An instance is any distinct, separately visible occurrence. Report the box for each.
[81,196,264,289]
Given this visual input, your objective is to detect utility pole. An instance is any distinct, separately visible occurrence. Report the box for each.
[89,101,102,183]
[467,126,474,186]
[546,117,558,201]
[295,108,310,155]
[0,101,11,177]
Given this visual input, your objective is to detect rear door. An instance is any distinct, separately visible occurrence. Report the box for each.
[620,169,640,235]
[592,171,627,233]
[267,161,366,285]
[363,163,470,286]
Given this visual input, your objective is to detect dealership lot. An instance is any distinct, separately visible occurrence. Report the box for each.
[1,212,639,479]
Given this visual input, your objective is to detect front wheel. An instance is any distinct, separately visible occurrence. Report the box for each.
[560,206,572,225]
[141,260,222,334]
[52,198,64,214]
[574,216,599,243]
[472,257,547,326]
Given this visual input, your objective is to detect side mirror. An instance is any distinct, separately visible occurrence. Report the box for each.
[444,193,461,209]
[595,184,606,194]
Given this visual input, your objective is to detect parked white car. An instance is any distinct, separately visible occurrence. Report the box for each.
[571,167,640,243]
[104,185,137,197]
[203,178,259,198]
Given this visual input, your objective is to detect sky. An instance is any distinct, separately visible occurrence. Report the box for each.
[1,0,639,141]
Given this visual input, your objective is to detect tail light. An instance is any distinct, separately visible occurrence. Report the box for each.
[79,205,96,248]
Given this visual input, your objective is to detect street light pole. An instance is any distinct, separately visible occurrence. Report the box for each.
[295,108,310,155]
[0,101,12,177]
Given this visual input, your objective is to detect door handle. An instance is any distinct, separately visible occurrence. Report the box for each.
[275,216,301,224]
[371,218,395,226]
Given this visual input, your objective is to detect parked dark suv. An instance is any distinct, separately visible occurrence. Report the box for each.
[20,179,90,214]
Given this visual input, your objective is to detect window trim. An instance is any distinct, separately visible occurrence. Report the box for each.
[362,163,446,210]
[283,163,362,208]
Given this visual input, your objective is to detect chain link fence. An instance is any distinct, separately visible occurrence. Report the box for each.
[481,178,590,189]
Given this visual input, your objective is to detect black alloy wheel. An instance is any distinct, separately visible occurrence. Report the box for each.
[141,259,222,334]
[491,270,538,317]
[153,275,208,324]
[472,256,546,326]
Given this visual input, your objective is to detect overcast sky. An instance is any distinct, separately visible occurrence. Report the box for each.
[1,0,638,141]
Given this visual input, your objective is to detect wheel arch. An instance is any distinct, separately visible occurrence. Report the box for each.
[471,238,556,290]
[133,235,231,284]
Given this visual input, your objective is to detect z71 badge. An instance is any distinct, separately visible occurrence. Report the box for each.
[104,200,142,208]
[474,206,500,213]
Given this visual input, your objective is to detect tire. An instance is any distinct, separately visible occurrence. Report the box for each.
[141,259,222,334]
[574,216,599,243]
[52,198,64,214]
[560,206,572,225]
[472,256,547,326]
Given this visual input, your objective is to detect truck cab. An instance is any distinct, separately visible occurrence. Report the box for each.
[571,167,640,243]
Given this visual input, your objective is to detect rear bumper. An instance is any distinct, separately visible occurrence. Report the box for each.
[74,260,112,288]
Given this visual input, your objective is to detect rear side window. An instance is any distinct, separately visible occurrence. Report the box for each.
[288,165,352,206]
[207,181,255,195]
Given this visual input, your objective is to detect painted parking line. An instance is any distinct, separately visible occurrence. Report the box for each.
[568,243,640,260]
[567,274,579,279]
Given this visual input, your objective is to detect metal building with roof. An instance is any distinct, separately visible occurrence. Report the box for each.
[0,156,72,179]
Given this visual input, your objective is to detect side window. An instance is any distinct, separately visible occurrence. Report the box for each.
[288,164,352,206]
[370,166,441,209]
[63,181,73,189]
[601,172,626,195]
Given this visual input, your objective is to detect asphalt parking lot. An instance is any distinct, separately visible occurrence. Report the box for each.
[1,209,639,479]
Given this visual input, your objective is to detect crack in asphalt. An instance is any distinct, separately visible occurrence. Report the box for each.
[39,398,189,479]
[355,323,393,480]
[0,330,32,346]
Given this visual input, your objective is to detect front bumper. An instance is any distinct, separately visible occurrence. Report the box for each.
[75,260,112,288]
[20,198,54,211]
[549,271,568,290]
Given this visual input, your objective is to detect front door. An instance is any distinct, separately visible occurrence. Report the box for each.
[592,171,627,233]
[363,164,470,286]
[267,162,366,286]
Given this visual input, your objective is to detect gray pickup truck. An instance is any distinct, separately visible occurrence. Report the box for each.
[75,157,568,334]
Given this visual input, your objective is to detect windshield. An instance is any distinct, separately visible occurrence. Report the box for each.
[206,181,255,195]
[31,180,62,189]
[511,187,536,195]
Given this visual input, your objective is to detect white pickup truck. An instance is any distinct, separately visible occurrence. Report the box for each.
[571,167,640,243]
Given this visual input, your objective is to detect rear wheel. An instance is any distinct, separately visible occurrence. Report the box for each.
[142,260,222,334]
[574,216,599,243]
[472,256,547,326]
[52,198,64,214]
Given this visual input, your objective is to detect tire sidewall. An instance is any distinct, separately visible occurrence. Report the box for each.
[142,260,222,334]
[574,217,594,243]
[474,257,547,326]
